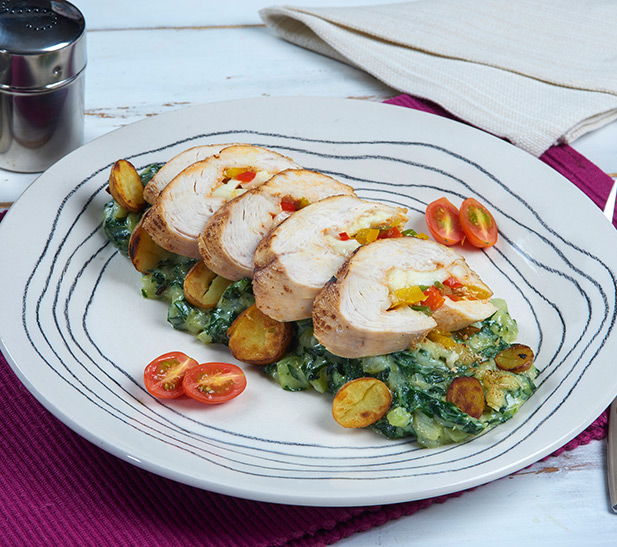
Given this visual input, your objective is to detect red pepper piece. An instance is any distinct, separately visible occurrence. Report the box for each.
[443,276,464,289]
[281,199,297,212]
[377,226,403,239]
[422,286,445,311]
[235,170,257,183]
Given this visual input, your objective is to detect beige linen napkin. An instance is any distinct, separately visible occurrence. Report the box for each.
[260,0,617,156]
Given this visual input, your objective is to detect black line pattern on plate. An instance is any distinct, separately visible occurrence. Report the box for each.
[18,127,617,486]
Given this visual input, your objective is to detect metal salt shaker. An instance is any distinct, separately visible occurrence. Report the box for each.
[0,0,86,173]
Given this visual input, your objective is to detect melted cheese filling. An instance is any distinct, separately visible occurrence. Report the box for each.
[386,264,469,292]
[345,209,397,236]
[328,209,404,256]
[211,170,271,200]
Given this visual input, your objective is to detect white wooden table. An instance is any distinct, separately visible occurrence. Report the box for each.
[2,2,616,544]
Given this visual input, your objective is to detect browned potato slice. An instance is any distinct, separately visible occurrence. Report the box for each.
[183,261,231,309]
[109,159,145,213]
[495,344,534,374]
[446,376,485,418]
[332,377,392,428]
[227,304,293,365]
[128,215,170,273]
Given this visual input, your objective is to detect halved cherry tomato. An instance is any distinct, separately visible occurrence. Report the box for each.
[425,197,464,246]
[182,362,247,405]
[144,351,198,399]
[459,198,498,248]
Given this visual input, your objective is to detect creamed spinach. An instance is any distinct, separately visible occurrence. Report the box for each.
[102,164,537,448]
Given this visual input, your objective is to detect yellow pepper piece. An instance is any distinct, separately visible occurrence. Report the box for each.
[354,228,380,244]
[224,167,250,179]
[296,197,310,209]
[427,329,458,350]
[390,285,427,308]
[465,284,493,300]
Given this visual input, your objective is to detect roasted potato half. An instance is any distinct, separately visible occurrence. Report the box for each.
[109,159,146,213]
[128,214,171,273]
[332,377,392,428]
[183,261,232,309]
[227,304,293,365]
[495,344,534,374]
[446,376,485,418]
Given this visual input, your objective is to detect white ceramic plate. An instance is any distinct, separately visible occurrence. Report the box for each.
[1,97,616,507]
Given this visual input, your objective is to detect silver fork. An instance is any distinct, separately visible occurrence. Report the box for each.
[605,176,617,513]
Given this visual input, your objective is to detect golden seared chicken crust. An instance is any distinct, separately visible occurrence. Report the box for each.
[198,169,355,280]
[143,143,236,204]
[312,237,497,358]
[142,144,300,258]
[252,194,408,322]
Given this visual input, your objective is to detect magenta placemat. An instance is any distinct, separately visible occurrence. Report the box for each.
[0,96,613,547]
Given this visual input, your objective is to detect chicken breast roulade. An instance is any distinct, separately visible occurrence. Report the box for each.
[198,169,355,280]
[312,237,498,358]
[142,144,300,258]
[252,195,408,322]
[142,143,237,204]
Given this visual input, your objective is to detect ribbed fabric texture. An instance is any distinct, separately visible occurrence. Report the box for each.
[385,95,617,218]
[261,0,617,156]
[0,95,613,545]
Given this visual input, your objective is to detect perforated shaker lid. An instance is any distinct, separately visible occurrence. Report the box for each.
[0,0,86,90]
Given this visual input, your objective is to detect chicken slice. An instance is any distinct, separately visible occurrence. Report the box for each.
[143,143,236,204]
[142,145,300,258]
[198,169,355,280]
[252,195,408,322]
[312,237,498,358]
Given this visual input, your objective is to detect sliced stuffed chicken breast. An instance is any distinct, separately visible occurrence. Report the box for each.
[198,169,355,280]
[142,143,236,204]
[142,144,300,258]
[252,195,408,322]
[312,237,498,358]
